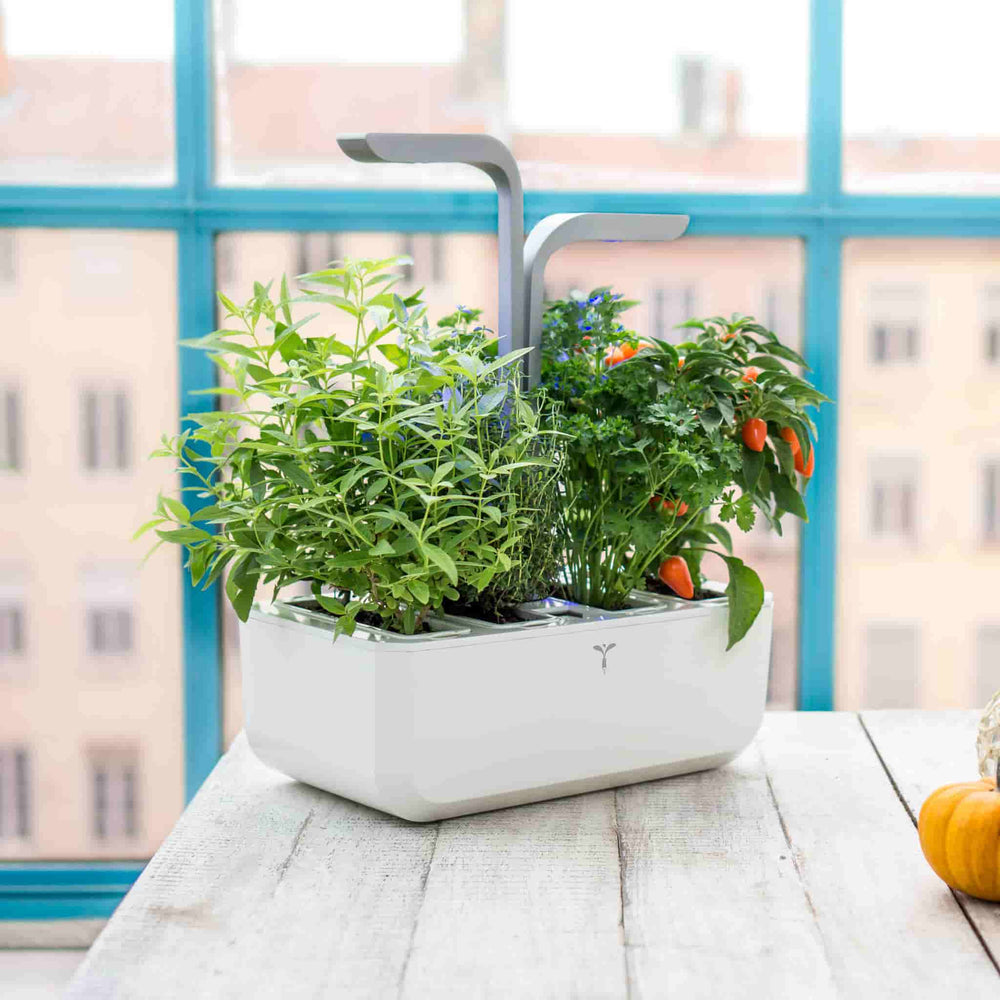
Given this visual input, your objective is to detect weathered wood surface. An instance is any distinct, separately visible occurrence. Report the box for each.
[69,713,1000,999]
[860,710,1000,966]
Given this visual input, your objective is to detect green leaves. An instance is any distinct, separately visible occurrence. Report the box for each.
[722,556,765,650]
[142,258,559,635]
[741,446,764,491]
[422,543,458,586]
[771,471,809,520]
[538,297,826,642]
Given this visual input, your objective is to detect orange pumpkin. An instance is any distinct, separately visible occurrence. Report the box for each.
[918,779,1000,900]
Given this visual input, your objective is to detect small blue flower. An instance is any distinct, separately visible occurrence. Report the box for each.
[588,294,603,305]
[611,293,623,301]
[360,432,374,443]
[556,351,569,362]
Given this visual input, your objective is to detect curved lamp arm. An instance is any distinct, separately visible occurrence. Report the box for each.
[523,213,689,386]
[337,133,524,355]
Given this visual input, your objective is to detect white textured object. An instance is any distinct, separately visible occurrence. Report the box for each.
[977,689,1000,780]
[240,591,773,821]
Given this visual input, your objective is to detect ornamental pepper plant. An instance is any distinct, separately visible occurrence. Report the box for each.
[539,290,828,648]
[139,257,559,637]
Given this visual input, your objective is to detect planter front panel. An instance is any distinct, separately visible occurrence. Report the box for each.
[240,597,772,821]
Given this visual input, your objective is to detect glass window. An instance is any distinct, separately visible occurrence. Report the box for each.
[843,1,1000,194]
[984,286,1000,363]
[839,239,1000,709]
[867,285,922,364]
[214,0,808,192]
[0,385,20,471]
[0,228,182,860]
[89,746,140,842]
[868,456,919,540]
[0,1,175,186]
[0,746,31,841]
[80,388,131,472]
[983,462,1000,542]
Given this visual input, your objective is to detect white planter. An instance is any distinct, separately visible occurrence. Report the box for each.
[240,590,773,822]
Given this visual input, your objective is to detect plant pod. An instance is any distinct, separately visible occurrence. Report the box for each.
[657,556,694,599]
[802,447,815,478]
[741,418,766,452]
[918,780,1000,900]
[663,499,689,516]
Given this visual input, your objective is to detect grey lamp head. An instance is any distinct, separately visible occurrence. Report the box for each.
[336,133,524,356]
[522,213,689,386]
[336,133,690,385]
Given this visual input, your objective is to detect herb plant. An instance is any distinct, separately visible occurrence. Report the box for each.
[539,291,827,647]
[139,258,557,636]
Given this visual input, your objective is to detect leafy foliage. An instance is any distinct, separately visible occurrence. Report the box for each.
[540,291,828,647]
[140,259,558,636]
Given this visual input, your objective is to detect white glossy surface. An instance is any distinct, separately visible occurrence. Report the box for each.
[240,594,773,820]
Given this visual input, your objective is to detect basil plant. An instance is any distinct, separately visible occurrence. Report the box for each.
[140,257,560,636]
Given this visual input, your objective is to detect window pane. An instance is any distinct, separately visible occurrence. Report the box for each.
[839,239,1000,709]
[843,1,1000,193]
[0,1,175,185]
[214,0,808,192]
[216,233,804,735]
[0,229,182,860]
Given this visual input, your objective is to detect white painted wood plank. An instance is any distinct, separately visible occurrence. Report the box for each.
[399,791,627,999]
[67,734,439,1000]
[860,709,1000,963]
[759,712,999,997]
[68,715,1000,998]
[615,738,839,999]
[859,710,980,815]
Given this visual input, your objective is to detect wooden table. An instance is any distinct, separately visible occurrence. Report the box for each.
[68,712,1000,998]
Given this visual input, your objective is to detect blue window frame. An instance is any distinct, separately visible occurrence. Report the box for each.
[2,0,999,920]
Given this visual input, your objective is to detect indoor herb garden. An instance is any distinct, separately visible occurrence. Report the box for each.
[136,132,832,823]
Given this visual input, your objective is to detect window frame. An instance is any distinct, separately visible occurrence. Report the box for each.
[1,0,999,920]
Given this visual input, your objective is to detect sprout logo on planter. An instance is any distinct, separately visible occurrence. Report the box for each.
[593,643,617,674]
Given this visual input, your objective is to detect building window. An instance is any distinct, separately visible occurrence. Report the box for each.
[976,625,1000,708]
[869,457,919,539]
[0,232,14,288]
[82,565,136,664]
[983,461,1000,541]
[90,748,139,841]
[650,286,696,343]
[868,284,923,363]
[400,234,445,286]
[864,623,920,709]
[216,236,237,290]
[0,747,31,839]
[294,232,340,277]
[984,286,1000,363]
[764,285,801,349]
[0,604,24,658]
[80,388,131,471]
[86,606,133,655]
[0,386,20,471]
